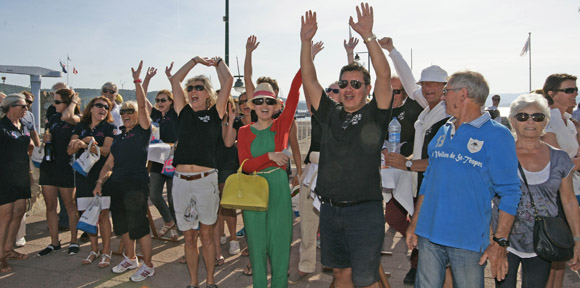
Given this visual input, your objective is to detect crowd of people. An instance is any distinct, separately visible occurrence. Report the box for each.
[2,3,580,288]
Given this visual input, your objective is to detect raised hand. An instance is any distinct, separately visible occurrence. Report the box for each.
[349,2,374,39]
[208,57,223,67]
[145,67,157,80]
[131,60,143,81]
[193,56,211,66]
[300,10,318,42]
[246,35,260,52]
[378,37,394,52]
[343,37,359,53]
[165,62,174,78]
[312,41,324,59]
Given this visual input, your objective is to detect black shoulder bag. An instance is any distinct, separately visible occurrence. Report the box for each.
[518,163,574,261]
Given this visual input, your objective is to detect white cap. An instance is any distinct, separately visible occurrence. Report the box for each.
[417,65,448,84]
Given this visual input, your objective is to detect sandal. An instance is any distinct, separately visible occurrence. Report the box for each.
[4,250,29,260]
[242,264,253,276]
[98,252,112,268]
[215,256,225,266]
[158,222,176,237]
[82,251,100,265]
[179,255,186,264]
[168,227,179,240]
[0,257,11,273]
[241,247,249,257]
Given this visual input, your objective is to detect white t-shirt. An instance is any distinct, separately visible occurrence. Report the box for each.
[110,103,123,134]
[546,108,580,195]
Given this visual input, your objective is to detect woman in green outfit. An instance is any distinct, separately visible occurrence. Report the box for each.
[237,71,301,287]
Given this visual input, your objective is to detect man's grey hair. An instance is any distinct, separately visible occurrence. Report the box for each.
[447,71,489,106]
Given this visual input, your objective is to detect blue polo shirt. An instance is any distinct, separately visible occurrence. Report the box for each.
[415,112,521,252]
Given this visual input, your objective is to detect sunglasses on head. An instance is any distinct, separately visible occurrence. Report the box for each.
[94,103,109,110]
[53,100,64,105]
[515,112,545,122]
[238,99,248,105]
[392,89,404,95]
[251,97,277,106]
[120,109,136,115]
[557,87,578,94]
[155,98,168,103]
[186,85,205,92]
[338,79,365,90]
[326,88,340,94]
[102,89,116,94]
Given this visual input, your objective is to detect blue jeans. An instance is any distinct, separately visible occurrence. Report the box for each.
[149,172,175,223]
[416,236,485,288]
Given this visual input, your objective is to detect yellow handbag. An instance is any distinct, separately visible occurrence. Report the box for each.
[221,159,269,211]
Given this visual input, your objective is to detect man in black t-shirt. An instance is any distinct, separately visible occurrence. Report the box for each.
[300,5,393,287]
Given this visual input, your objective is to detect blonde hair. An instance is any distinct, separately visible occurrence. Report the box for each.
[184,75,216,109]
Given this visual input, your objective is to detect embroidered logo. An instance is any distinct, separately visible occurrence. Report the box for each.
[467,138,484,153]
[198,115,210,123]
[398,111,405,121]
[435,134,446,148]
[351,114,362,125]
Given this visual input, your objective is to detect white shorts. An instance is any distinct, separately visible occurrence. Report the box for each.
[172,170,219,231]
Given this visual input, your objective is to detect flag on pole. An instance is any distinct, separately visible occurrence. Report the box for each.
[520,35,530,56]
[73,67,78,75]
[59,60,67,73]
[67,55,72,61]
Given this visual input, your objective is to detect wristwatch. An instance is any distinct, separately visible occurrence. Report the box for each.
[405,160,413,171]
[492,236,509,247]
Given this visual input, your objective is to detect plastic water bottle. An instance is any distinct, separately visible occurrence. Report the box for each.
[387,117,401,153]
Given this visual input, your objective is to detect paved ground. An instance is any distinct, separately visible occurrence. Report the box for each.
[1,181,579,287]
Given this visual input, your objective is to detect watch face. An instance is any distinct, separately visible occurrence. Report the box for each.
[406,160,412,168]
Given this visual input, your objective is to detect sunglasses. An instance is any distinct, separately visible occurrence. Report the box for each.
[392,89,404,95]
[11,104,28,109]
[251,97,277,106]
[120,109,136,115]
[338,80,365,89]
[442,87,462,96]
[53,100,64,105]
[557,87,579,94]
[514,112,545,122]
[155,98,168,103]
[25,99,33,105]
[186,85,205,92]
[326,88,339,94]
[102,89,116,94]
[94,103,109,110]
[238,99,248,105]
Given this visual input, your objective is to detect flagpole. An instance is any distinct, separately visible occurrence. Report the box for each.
[66,54,70,86]
[528,32,531,91]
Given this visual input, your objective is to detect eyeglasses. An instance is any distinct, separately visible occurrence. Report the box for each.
[557,87,578,94]
[25,99,33,105]
[102,89,116,94]
[119,109,136,115]
[342,113,353,129]
[94,103,109,110]
[53,100,64,105]
[11,104,28,109]
[238,99,248,105]
[514,112,546,122]
[155,98,168,103]
[251,97,277,106]
[338,80,365,89]
[392,89,404,95]
[326,88,340,94]
[442,87,462,96]
[186,85,205,92]
[492,98,500,101]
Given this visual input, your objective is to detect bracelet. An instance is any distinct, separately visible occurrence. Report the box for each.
[216,58,223,66]
[574,236,580,241]
[364,34,377,44]
[96,179,103,184]
[133,79,142,83]
[347,52,353,55]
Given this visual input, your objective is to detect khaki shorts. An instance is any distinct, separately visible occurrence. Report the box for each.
[172,170,219,231]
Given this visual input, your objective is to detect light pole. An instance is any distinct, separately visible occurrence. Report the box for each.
[224,0,229,66]
[1,76,5,92]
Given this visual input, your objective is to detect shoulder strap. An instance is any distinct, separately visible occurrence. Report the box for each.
[518,162,538,216]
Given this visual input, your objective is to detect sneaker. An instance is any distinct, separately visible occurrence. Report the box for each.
[236,227,246,238]
[15,237,26,248]
[129,262,155,282]
[220,236,227,245]
[403,268,417,285]
[112,256,139,273]
[229,240,240,255]
[68,243,80,255]
[37,242,61,256]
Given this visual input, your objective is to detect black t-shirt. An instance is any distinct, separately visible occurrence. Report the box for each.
[150,107,179,143]
[173,105,222,168]
[72,121,116,182]
[45,105,56,128]
[417,117,449,189]
[0,117,31,200]
[42,113,75,168]
[109,124,151,183]
[314,92,391,202]
[390,98,424,157]
[215,117,244,172]
[304,113,322,164]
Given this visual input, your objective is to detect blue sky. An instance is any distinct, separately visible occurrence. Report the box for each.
[2,0,580,106]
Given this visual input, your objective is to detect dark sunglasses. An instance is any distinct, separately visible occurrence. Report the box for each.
[251,97,277,106]
[155,98,168,103]
[392,89,404,95]
[326,88,340,94]
[238,99,248,105]
[186,85,205,92]
[102,89,116,94]
[53,100,64,105]
[515,112,545,122]
[94,103,109,110]
[338,79,365,90]
[11,104,28,109]
[25,99,33,105]
[120,109,136,115]
[557,87,579,94]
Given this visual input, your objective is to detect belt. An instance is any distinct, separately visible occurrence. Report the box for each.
[317,195,368,207]
[175,170,216,181]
